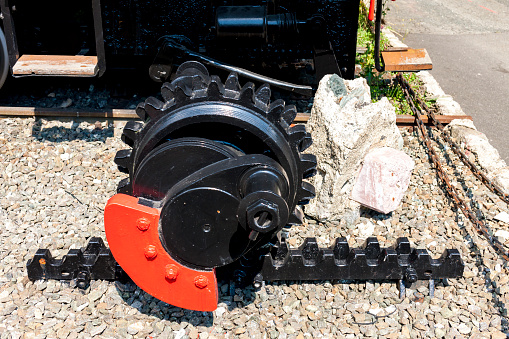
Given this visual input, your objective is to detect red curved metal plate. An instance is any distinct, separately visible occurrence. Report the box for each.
[104,194,218,311]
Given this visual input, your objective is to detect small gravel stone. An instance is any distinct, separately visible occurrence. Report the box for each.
[0,119,508,338]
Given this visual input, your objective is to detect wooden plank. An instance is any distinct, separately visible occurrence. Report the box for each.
[12,55,98,76]
[382,48,432,72]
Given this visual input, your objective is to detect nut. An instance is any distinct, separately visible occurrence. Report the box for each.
[136,217,151,231]
[194,275,209,289]
[144,245,158,260]
[246,199,280,233]
[165,264,179,282]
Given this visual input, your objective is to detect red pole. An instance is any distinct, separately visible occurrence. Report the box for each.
[368,0,376,21]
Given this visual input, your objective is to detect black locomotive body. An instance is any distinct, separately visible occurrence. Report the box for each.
[1,0,360,87]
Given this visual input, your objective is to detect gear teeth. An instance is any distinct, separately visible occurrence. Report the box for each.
[143,97,165,120]
[287,206,304,225]
[116,178,132,195]
[287,125,307,147]
[207,75,225,99]
[299,133,313,152]
[300,154,317,179]
[190,75,210,99]
[267,99,285,123]
[161,82,175,102]
[287,125,312,152]
[224,72,241,99]
[239,82,256,103]
[121,121,143,147]
[254,84,271,111]
[281,105,298,125]
[135,103,147,121]
[176,60,210,79]
[171,76,195,97]
[114,149,132,173]
[297,181,315,205]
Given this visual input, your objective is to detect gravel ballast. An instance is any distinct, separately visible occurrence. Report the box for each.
[1,117,509,338]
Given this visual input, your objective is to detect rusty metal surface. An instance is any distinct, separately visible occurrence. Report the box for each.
[382,49,432,72]
[397,73,509,261]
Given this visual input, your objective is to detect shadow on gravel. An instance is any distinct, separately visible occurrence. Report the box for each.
[427,128,509,332]
[360,206,393,221]
[113,279,258,326]
[31,118,114,143]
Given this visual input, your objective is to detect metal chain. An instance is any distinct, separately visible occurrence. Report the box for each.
[400,76,509,205]
[396,74,509,261]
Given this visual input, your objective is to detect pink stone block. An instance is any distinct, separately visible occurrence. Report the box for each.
[351,147,415,214]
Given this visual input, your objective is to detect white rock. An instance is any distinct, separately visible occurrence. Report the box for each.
[418,71,446,97]
[494,212,509,225]
[305,75,403,221]
[174,329,187,339]
[60,98,73,108]
[127,322,144,335]
[435,95,464,116]
[351,147,415,214]
[368,308,383,316]
[494,167,509,195]
[447,119,477,131]
[457,323,471,334]
[357,220,375,238]
[215,306,226,318]
[447,125,507,174]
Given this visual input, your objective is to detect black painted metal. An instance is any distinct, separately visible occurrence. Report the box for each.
[92,0,106,77]
[153,37,314,96]
[258,237,464,283]
[116,61,316,270]
[216,6,300,41]
[0,0,20,68]
[26,237,127,288]
[3,0,360,85]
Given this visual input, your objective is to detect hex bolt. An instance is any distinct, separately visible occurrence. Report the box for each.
[144,245,158,260]
[165,264,179,282]
[246,199,280,233]
[76,271,90,289]
[136,217,151,231]
[404,267,418,284]
[194,275,209,289]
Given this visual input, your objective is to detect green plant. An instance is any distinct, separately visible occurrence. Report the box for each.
[355,2,434,115]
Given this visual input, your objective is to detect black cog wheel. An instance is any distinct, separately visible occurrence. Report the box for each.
[113,61,317,268]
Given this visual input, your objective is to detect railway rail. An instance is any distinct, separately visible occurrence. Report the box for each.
[0,105,471,126]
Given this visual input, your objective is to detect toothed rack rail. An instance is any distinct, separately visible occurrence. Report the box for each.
[259,237,463,283]
[27,236,463,293]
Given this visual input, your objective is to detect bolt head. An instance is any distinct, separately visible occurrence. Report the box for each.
[144,245,158,260]
[165,264,179,282]
[246,199,280,233]
[194,275,209,289]
[136,217,151,231]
